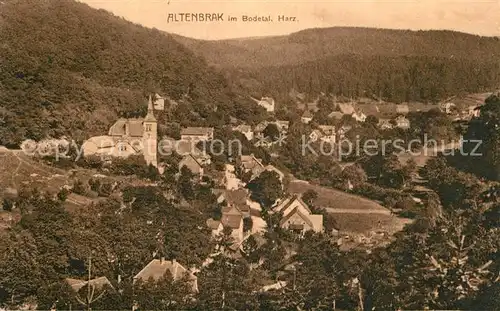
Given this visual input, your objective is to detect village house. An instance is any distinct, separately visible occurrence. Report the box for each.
[357,104,380,118]
[153,93,165,110]
[337,125,352,140]
[318,125,336,143]
[160,138,210,165]
[289,88,306,102]
[439,102,457,114]
[206,218,224,237]
[297,101,319,112]
[240,154,266,179]
[309,129,323,142]
[253,97,275,112]
[221,212,244,248]
[378,118,394,130]
[254,134,274,148]
[253,121,269,136]
[301,110,313,124]
[232,124,254,141]
[394,115,411,129]
[133,258,198,292]
[396,103,410,115]
[179,154,204,176]
[216,189,251,216]
[273,196,323,233]
[328,111,344,120]
[337,103,356,115]
[82,95,158,167]
[180,127,214,141]
[351,110,367,122]
[274,120,290,133]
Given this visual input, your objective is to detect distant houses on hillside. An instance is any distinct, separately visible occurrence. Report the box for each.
[252,96,275,112]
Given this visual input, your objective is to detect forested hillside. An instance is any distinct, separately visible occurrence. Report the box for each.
[0,0,260,147]
[175,27,500,68]
[174,28,500,103]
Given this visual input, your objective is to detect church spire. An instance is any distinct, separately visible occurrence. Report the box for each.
[144,94,156,122]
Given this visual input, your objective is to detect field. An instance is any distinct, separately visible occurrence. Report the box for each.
[288,180,387,212]
[0,149,71,194]
[288,180,412,234]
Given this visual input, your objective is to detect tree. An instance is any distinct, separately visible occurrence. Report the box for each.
[247,171,284,210]
[463,94,500,180]
[365,115,379,127]
[301,189,318,206]
[2,199,14,212]
[341,164,368,189]
[263,123,280,141]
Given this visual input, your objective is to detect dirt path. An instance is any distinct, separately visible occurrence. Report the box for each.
[326,208,391,215]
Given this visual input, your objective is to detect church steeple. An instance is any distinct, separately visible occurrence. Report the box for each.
[144,94,156,122]
[143,94,158,168]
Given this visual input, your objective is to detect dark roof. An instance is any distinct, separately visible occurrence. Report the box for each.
[206,218,221,230]
[222,189,248,206]
[276,196,312,214]
[279,207,314,228]
[108,119,144,137]
[221,214,242,229]
[357,104,379,116]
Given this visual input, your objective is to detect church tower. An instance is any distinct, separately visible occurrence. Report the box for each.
[143,95,158,168]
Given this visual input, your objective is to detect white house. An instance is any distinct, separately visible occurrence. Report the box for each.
[273,196,323,233]
[301,110,313,124]
[253,97,275,112]
[232,124,254,141]
[351,111,367,122]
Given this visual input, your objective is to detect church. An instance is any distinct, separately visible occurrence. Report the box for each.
[82,95,158,167]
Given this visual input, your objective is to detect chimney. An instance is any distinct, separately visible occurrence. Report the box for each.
[125,122,129,136]
[172,258,177,265]
[160,256,165,264]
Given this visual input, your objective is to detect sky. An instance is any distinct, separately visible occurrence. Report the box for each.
[79,0,500,40]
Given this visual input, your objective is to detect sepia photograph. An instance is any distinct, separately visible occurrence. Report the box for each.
[0,0,499,310]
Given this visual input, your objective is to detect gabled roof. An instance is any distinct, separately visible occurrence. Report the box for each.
[221,189,249,207]
[396,104,410,114]
[65,276,114,293]
[162,139,205,157]
[254,121,269,133]
[337,103,355,115]
[274,120,290,128]
[310,129,323,138]
[302,110,313,118]
[232,124,252,132]
[108,119,144,137]
[318,125,336,134]
[221,213,243,229]
[241,154,264,170]
[206,218,222,230]
[179,154,203,172]
[133,259,192,283]
[275,196,312,215]
[279,207,314,229]
[328,111,344,120]
[357,105,379,116]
